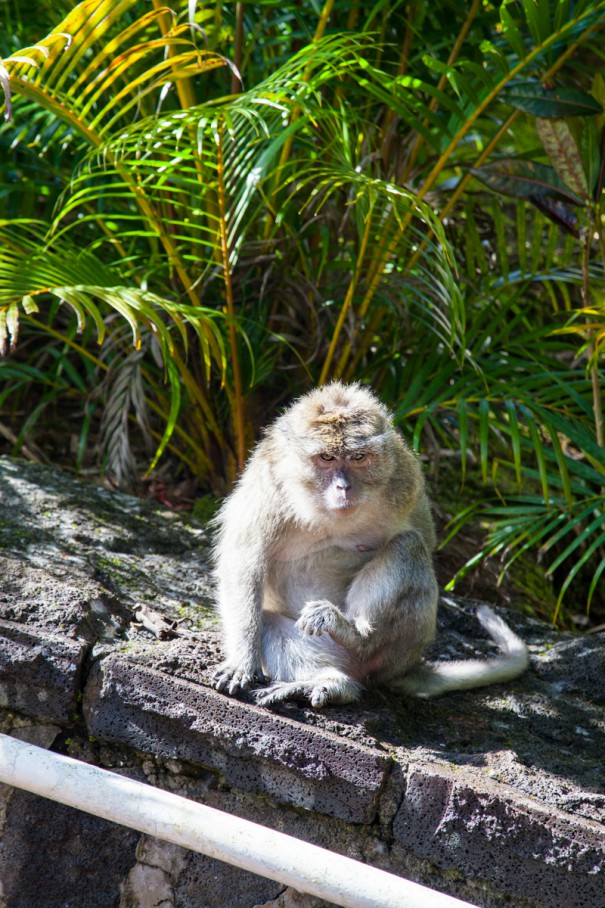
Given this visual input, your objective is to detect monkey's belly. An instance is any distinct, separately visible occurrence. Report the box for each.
[265,545,373,617]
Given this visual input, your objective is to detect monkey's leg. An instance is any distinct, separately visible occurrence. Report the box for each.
[257,612,363,708]
[253,675,362,709]
[295,599,370,649]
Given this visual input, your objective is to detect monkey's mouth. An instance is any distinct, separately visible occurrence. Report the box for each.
[329,499,357,512]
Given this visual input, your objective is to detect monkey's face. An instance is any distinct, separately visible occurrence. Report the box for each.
[310,448,380,516]
[274,383,401,525]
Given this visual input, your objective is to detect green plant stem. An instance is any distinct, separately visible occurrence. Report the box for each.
[430,26,593,234]
[232,3,244,94]
[25,315,106,370]
[581,212,605,448]
[217,123,246,474]
[170,347,225,446]
[380,3,415,171]
[589,354,604,447]
[318,205,373,385]
[151,0,197,109]
[263,0,336,240]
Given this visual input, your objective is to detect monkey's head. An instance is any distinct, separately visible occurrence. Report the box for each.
[273,382,417,525]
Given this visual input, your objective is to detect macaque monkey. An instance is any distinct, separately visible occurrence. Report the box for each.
[212,382,528,708]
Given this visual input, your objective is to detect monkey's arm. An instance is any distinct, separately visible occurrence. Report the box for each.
[212,464,277,695]
[298,531,438,657]
[349,529,438,624]
[212,557,266,694]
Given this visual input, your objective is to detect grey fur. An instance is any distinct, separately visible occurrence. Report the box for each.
[212,382,528,708]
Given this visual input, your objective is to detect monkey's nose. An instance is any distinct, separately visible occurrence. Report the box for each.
[335,474,351,491]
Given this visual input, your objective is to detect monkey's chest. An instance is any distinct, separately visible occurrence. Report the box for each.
[266,545,373,615]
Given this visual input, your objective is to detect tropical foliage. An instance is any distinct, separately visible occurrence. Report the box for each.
[1,0,604,620]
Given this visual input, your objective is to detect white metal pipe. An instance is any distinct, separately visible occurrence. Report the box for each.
[0,733,476,908]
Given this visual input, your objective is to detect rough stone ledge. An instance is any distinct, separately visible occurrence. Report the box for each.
[2,455,605,907]
[83,652,390,825]
[394,762,605,908]
[0,618,88,724]
[78,647,605,906]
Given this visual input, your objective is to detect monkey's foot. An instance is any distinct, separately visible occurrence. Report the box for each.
[253,680,331,709]
[213,659,266,696]
[253,675,363,709]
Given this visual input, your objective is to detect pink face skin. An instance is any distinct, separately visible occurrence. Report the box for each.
[313,452,371,513]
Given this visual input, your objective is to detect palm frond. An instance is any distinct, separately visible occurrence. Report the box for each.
[0,0,228,143]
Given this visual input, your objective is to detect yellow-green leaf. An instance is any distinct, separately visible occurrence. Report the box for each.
[21,294,39,315]
[6,301,20,351]
[0,308,7,356]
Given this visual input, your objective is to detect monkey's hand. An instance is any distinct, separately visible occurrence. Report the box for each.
[213,656,266,696]
[296,599,341,637]
[296,599,371,649]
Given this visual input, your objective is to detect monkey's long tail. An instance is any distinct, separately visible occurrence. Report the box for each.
[394,605,529,699]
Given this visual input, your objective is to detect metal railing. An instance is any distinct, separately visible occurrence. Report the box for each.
[0,733,477,908]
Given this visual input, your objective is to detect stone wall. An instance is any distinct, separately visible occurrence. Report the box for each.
[0,456,603,908]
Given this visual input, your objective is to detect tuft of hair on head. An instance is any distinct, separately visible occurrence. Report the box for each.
[295,382,391,426]
[280,382,394,456]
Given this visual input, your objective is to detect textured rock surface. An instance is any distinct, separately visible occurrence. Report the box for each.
[83,654,389,823]
[0,619,87,723]
[0,455,604,908]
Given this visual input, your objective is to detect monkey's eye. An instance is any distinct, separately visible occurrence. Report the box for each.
[350,452,367,462]
[319,453,337,462]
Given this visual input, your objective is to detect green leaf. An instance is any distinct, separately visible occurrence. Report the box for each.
[521,0,552,45]
[536,118,589,200]
[528,194,580,236]
[581,117,601,198]
[546,424,573,506]
[146,353,181,474]
[503,82,603,118]
[500,6,526,60]
[458,398,468,486]
[504,400,523,490]
[471,159,586,206]
[587,555,605,610]
[539,500,599,557]
[520,405,551,503]
[549,511,605,579]
[2,0,228,145]
[592,73,605,125]
[479,398,490,484]
[595,124,605,202]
